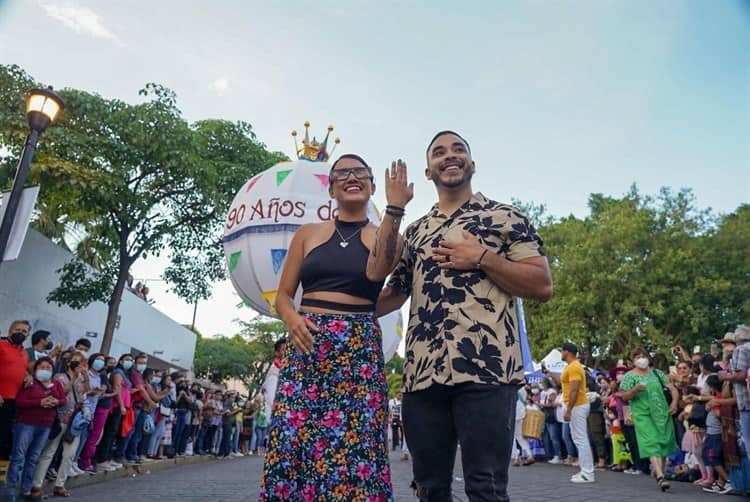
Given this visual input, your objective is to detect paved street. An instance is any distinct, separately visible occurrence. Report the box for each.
[61,452,728,501]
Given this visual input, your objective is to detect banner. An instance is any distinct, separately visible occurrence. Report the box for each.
[0,185,40,262]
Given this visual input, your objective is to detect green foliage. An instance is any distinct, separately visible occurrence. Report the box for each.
[385,353,404,375]
[0,64,286,353]
[193,317,287,393]
[522,186,748,368]
[386,372,403,398]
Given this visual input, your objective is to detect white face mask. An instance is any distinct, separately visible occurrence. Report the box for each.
[531,389,539,395]
[635,357,650,370]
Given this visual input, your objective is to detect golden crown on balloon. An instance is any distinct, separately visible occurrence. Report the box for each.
[291,121,340,162]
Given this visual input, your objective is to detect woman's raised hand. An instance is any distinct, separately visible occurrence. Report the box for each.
[385,159,414,209]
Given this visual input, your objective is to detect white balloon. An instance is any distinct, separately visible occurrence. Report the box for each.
[223,159,402,360]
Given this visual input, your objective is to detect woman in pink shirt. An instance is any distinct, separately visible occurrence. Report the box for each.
[5,357,66,501]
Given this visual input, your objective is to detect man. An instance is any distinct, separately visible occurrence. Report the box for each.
[262,338,286,414]
[72,338,92,358]
[389,392,404,451]
[26,329,62,368]
[378,131,553,501]
[719,325,750,456]
[558,342,595,483]
[0,320,31,471]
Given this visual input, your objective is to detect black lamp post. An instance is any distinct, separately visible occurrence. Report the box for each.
[0,86,64,267]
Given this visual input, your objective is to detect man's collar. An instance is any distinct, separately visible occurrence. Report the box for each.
[429,192,487,218]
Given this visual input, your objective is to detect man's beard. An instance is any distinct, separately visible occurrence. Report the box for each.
[430,166,473,188]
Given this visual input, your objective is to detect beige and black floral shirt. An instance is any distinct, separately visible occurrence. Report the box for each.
[388,193,545,393]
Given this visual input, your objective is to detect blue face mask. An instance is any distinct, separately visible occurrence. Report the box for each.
[151,377,162,385]
[36,369,53,381]
[122,360,134,370]
[92,359,105,371]
[136,363,147,373]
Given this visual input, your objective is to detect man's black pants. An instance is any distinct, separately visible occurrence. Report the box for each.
[391,421,402,450]
[402,383,517,502]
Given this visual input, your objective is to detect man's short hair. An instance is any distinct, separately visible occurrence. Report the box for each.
[31,330,51,346]
[425,130,471,163]
[75,338,91,349]
[9,320,31,331]
[274,338,288,353]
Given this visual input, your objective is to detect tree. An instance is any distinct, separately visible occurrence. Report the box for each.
[0,64,286,355]
[193,317,286,394]
[522,186,747,367]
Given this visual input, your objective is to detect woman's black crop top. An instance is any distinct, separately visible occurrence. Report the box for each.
[299,219,384,304]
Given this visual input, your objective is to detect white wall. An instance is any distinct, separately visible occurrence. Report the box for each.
[0,229,195,369]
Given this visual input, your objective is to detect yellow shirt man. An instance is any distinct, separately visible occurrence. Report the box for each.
[561,359,588,408]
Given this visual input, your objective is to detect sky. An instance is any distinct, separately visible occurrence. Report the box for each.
[0,1,748,343]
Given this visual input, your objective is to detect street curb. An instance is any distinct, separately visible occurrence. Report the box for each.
[42,454,245,491]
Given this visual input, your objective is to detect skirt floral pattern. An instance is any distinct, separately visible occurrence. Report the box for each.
[260,312,393,502]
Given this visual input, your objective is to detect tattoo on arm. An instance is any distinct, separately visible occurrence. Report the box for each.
[385,217,401,265]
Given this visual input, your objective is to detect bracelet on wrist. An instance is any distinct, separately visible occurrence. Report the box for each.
[386,204,405,211]
[476,249,489,269]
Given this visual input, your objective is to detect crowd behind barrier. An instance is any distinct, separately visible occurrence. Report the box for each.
[506,325,750,496]
[0,319,286,501]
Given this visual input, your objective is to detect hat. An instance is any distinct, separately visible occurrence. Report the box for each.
[735,325,750,343]
[561,342,578,355]
[608,366,628,379]
[715,332,735,345]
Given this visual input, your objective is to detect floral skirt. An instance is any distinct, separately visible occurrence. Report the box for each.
[260,312,393,502]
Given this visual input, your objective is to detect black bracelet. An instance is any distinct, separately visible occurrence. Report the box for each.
[385,209,404,218]
[476,249,489,269]
[386,205,405,212]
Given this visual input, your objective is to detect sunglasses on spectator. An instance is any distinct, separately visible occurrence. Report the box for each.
[329,166,373,182]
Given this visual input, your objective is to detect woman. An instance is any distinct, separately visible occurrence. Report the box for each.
[251,393,268,456]
[5,358,66,501]
[110,354,135,465]
[95,356,126,471]
[260,154,411,501]
[512,388,534,466]
[555,380,577,466]
[147,373,173,459]
[240,400,256,455]
[620,347,679,491]
[196,389,213,455]
[540,378,563,464]
[78,353,116,473]
[30,352,89,498]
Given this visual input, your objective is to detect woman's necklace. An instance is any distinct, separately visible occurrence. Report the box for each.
[334,219,367,248]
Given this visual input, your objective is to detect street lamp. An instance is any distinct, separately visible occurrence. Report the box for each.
[0,86,64,267]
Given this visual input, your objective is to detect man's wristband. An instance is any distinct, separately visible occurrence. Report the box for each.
[476,249,489,269]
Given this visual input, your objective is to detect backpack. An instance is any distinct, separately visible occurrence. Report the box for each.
[687,401,707,429]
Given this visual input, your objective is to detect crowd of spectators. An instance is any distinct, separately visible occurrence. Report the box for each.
[514,325,750,496]
[0,320,285,500]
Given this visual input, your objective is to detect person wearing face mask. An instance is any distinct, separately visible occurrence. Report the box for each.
[620,347,679,492]
[112,354,136,464]
[94,357,125,471]
[147,373,173,460]
[4,357,65,501]
[71,338,92,359]
[0,320,32,471]
[31,352,89,497]
[26,330,62,369]
[78,353,116,472]
[116,355,157,464]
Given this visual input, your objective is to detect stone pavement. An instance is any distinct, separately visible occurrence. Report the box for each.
[55,452,737,501]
